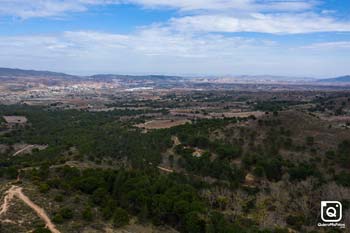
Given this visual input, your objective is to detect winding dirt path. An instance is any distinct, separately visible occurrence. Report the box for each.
[12,145,34,156]
[0,186,15,216]
[0,185,60,233]
[157,166,174,173]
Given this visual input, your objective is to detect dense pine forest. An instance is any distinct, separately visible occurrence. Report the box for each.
[0,103,349,233]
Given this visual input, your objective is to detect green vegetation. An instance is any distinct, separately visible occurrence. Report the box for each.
[0,103,348,233]
[335,172,350,187]
[337,140,350,168]
[0,105,172,168]
[254,101,304,112]
[33,228,51,233]
[112,208,129,227]
[82,206,93,221]
[289,163,320,181]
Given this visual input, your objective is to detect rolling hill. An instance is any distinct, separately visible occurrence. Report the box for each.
[318,75,350,83]
[0,67,76,78]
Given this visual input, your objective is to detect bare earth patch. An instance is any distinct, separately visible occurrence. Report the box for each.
[214,111,264,118]
[0,144,9,154]
[135,119,190,129]
[3,116,28,124]
[321,115,350,122]
[12,144,48,156]
[192,148,206,158]
[170,109,265,119]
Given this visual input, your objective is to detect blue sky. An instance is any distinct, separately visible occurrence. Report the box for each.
[0,0,350,77]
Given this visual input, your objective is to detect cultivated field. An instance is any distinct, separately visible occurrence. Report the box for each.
[135,119,190,129]
[3,116,28,124]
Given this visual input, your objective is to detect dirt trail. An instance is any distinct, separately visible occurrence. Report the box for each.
[12,145,34,156]
[0,186,15,216]
[0,185,60,233]
[171,136,181,147]
[157,166,174,173]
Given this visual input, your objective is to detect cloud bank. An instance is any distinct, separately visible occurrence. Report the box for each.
[0,0,349,76]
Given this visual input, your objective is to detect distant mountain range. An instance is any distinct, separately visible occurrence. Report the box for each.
[0,67,75,78]
[89,74,183,82]
[0,67,349,84]
[318,75,350,83]
[0,67,183,82]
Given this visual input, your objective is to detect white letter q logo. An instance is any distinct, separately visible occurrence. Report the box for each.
[321,201,342,223]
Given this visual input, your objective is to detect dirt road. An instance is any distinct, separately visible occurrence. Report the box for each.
[12,145,34,156]
[0,185,60,233]
[157,166,174,173]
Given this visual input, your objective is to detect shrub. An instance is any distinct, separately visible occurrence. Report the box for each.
[306,136,314,146]
[54,194,64,202]
[38,183,50,193]
[286,214,305,230]
[60,207,74,220]
[53,213,63,224]
[33,227,51,233]
[184,212,205,233]
[335,172,350,187]
[289,164,317,181]
[263,159,283,181]
[215,145,240,159]
[338,140,350,167]
[5,167,18,180]
[102,206,114,220]
[82,206,93,221]
[253,166,264,177]
[112,208,129,227]
[92,188,107,205]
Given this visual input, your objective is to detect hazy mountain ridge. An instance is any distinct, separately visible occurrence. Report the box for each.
[0,67,185,82]
[90,74,183,82]
[318,75,350,83]
[1,67,350,84]
[0,67,75,78]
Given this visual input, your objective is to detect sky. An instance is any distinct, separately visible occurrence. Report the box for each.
[0,0,350,77]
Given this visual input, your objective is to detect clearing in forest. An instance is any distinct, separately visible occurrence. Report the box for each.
[135,119,190,129]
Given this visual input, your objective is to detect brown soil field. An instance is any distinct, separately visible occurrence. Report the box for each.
[320,115,350,122]
[3,116,28,124]
[135,119,191,129]
[170,109,264,119]
[210,111,265,118]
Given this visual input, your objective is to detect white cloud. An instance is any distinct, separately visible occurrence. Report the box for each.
[0,29,277,74]
[0,0,348,35]
[0,0,317,19]
[0,29,349,76]
[170,13,350,34]
[29,29,260,58]
[125,0,316,12]
[303,41,350,49]
[0,0,84,18]
[0,1,349,76]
